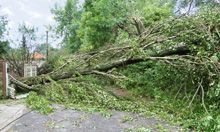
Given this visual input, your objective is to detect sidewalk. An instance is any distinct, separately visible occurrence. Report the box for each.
[0,103,28,132]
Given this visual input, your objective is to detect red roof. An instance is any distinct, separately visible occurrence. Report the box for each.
[31,52,45,60]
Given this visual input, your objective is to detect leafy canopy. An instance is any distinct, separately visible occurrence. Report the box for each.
[0,14,9,57]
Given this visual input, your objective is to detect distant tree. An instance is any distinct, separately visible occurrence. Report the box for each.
[18,23,38,63]
[4,23,38,76]
[0,13,9,58]
[35,43,58,55]
[78,0,171,50]
[52,0,82,53]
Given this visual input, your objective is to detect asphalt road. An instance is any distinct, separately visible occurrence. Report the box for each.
[6,105,181,132]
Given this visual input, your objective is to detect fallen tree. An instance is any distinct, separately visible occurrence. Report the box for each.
[11,43,190,91]
[9,4,220,131]
[10,9,220,101]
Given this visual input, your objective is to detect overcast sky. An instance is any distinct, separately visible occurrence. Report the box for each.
[0,0,84,47]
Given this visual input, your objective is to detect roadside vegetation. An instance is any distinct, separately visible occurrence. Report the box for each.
[1,0,220,131]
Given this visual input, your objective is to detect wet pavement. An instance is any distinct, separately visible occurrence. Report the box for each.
[6,105,181,132]
[0,103,28,132]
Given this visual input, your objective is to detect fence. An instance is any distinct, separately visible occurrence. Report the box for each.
[24,64,37,77]
[0,61,38,98]
[0,61,8,97]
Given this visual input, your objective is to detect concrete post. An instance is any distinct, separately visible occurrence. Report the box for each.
[2,62,9,97]
[2,62,7,97]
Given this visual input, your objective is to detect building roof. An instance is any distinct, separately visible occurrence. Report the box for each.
[31,52,45,60]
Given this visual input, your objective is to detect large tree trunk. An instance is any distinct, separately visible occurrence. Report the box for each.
[11,44,189,91]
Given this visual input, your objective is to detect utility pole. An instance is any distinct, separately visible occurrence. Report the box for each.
[22,34,27,62]
[46,31,49,61]
[22,34,26,77]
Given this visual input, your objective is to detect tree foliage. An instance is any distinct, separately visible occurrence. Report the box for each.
[52,0,81,52]
[18,23,38,62]
[49,1,220,130]
[78,0,129,50]
[0,14,9,57]
[3,24,38,76]
[53,0,173,51]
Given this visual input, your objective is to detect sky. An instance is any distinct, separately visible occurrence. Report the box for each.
[0,0,84,48]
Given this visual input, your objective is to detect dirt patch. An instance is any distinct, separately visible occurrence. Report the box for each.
[108,87,132,98]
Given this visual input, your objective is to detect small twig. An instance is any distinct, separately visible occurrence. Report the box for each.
[184,83,190,102]
[188,79,209,114]
[91,70,127,80]
[199,80,209,114]
[188,83,200,108]
[187,0,194,15]
[174,85,183,99]
[49,60,72,74]
[216,27,220,38]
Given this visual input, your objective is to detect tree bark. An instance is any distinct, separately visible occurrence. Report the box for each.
[11,44,189,90]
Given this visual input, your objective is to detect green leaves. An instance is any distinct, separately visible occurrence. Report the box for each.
[0,41,9,57]
[197,115,220,131]
[78,0,128,49]
[26,92,53,114]
[0,15,8,57]
[0,15,7,38]
[52,0,82,53]
[48,1,220,130]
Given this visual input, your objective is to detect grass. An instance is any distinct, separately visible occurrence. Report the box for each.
[125,127,152,132]
[121,115,134,123]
